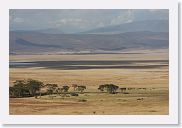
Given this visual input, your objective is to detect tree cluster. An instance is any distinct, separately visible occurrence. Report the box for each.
[10,79,87,98]
[9,79,43,98]
[10,79,121,98]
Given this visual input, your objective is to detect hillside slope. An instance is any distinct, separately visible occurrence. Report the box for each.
[10,31,169,54]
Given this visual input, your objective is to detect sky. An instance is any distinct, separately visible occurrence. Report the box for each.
[9,9,168,33]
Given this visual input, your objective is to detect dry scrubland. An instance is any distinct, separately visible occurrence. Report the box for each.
[9,49,169,115]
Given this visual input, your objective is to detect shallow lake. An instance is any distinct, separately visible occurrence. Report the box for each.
[10,62,36,66]
[9,60,168,70]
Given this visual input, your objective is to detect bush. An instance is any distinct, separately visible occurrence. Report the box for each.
[70,92,79,96]
[98,84,119,94]
[78,99,87,102]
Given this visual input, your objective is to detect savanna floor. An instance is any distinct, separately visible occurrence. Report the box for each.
[9,49,169,115]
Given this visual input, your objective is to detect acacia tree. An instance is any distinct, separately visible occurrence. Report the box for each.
[9,87,15,97]
[76,86,86,93]
[98,84,119,94]
[62,85,70,93]
[106,84,119,94]
[98,85,105,92]
[26,79,44,97]
[55,87,63,95]
[10,80,29,97]
[46,84,58,96]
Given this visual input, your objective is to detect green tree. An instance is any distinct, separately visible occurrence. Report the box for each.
[105,84,119,94]
[62,85,70,93]
[26,79,44,97]
[98,84,119,94]
[46,84,58,96]
[55,87,63,95]
[9,80,29,97]
[98,85,105,92]
[76,85,86,93]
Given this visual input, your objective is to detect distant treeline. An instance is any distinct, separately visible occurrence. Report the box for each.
[9,79,145,98]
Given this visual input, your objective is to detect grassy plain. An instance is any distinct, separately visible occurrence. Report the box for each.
[9,49,169,115]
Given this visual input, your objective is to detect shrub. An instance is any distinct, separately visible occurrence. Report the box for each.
[78,99,87,102]
[70,92,79,96]
[98,84,119,94]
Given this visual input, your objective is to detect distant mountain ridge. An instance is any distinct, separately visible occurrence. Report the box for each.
[10,31,169,54]
[10,20,169,54]
[82,20,168,34]
[11,28,64,34]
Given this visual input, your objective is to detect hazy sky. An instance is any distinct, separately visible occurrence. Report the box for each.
[10,9,168,33]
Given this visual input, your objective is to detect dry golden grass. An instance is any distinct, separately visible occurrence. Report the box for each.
[10,89,168,115]
[9,50,169,115]
[9,68,168,89]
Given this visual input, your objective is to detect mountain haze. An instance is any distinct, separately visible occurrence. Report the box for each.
[10,31,168,54]
[10,20,169,54]
[82,20,168,34]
